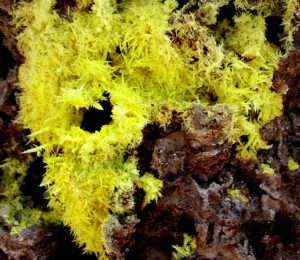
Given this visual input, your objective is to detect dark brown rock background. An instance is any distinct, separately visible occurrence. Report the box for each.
[0,0,299,259]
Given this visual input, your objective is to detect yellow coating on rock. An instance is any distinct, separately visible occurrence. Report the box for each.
[288,157,300,171]
[172,233,197,260]
[13,0,298,257]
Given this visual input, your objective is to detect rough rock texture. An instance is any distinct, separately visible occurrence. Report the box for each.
[0,222,92,260]
[152,105,232,181]
[125,35,300,259]
[0,0,22,66]
[0,0,300,259]
[0,0,22,162]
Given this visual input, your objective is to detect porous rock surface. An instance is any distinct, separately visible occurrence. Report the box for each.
[0,0,299,259]
[126,34,300,259]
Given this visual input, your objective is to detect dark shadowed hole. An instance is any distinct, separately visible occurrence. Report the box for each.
[133,187,146,212]
[178,214,196,235]
[233,172,262,197]
[21,157,48,209]
[0,216,10,232]
[0,111,11,123]
[176,0,190,10]
[190,56,199,65]
[0,248,7,260]
[126,209,178,260]
[54,0,77,19]
[0,33,15,79]
[208,91,218,105]
[206,223,214,244]
[274,214,297,243]
[116,45,122,54]
[243,221,275,258]
[217,1,235,24]
[192,171,222,188]
[125,234,171,260]
[266,16,284,48]
[80,92,113,133]
[247,107,260,122]
[49,227,97,260]
[240,135,249,144]
[137,124,161,174]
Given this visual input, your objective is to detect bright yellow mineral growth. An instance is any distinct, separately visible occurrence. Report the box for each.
[13,0,298,257]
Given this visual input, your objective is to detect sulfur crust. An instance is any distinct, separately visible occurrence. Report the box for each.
[172,233,197,260]
[13,0,298,257]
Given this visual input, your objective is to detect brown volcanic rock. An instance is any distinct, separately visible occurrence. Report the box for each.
[0,223,66,260]
[152,105,232,181]
[127,48,300,257]
[0,0,22,64]
[274,47,300,164]
[0,1,299,259]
